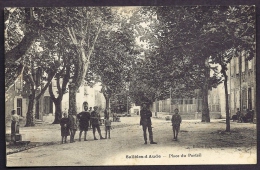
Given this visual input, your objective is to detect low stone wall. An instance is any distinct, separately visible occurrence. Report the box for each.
[155,112,222,120]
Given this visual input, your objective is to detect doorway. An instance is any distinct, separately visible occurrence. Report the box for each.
[248,88,252,110]
[44,96,53,115]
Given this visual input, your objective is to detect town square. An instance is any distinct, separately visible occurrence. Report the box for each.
[4,5,257,166]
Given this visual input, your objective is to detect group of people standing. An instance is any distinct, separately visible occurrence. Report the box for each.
[235,108,254,123]
[60,105,112,144]
[60,102,182,145]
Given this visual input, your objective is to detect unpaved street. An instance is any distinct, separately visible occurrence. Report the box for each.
[7,116,257,166]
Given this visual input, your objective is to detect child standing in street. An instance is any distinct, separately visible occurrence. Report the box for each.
[171,108,182,141]
[105,117,112,139]
[60,112,70,144]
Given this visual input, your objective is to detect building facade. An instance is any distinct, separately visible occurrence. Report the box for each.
[151,51,256,120]
[5,77,106,123]
[226,51,256,117]
[5,75,27,120]
[41,81,106,118]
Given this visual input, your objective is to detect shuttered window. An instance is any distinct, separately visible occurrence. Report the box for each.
[17,98,22,116]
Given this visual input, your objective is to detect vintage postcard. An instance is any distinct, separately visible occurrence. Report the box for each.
[5,6,256,166]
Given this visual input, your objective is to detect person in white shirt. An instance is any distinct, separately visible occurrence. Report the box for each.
[11,110,19,134]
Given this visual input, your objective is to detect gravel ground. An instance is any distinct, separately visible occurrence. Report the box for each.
[6,116,257,166]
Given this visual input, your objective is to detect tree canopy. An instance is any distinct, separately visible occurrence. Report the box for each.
[5,6,255,128]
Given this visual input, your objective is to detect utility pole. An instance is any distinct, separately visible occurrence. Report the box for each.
[170,87,172,114]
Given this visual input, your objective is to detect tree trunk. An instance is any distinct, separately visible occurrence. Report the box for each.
[105,96,110,118]
[5,32,37,64]
[196,89,200,112]
[24,69,36,127]
[201,67,210,122]
[105,97,110,110]
[221,64,230,132]
[66,23,102,99]
[5,8,38,64]
[52,99,63,124]
[65,23,102,118]
[155,98,158,117]
[49,66,69,124]
[35,98,40,119]
[155,90,161,117]
[201,88,210,122]
[69,85,77,115]
[25,94,36,127]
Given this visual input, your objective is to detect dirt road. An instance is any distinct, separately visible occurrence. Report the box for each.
[6,116,257,166]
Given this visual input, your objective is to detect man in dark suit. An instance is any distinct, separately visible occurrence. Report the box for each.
[77,106,91,141]
[171,108,182,141]
[140,103,157,144]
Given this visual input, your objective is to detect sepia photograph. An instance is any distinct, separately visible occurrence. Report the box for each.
[4,5,256,166]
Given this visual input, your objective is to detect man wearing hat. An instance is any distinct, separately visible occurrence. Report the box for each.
[91,106,105,140]
[140,103,157,144]
[171,108,182,141]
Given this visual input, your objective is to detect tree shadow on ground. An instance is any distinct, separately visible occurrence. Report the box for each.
[6,141,59,155]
